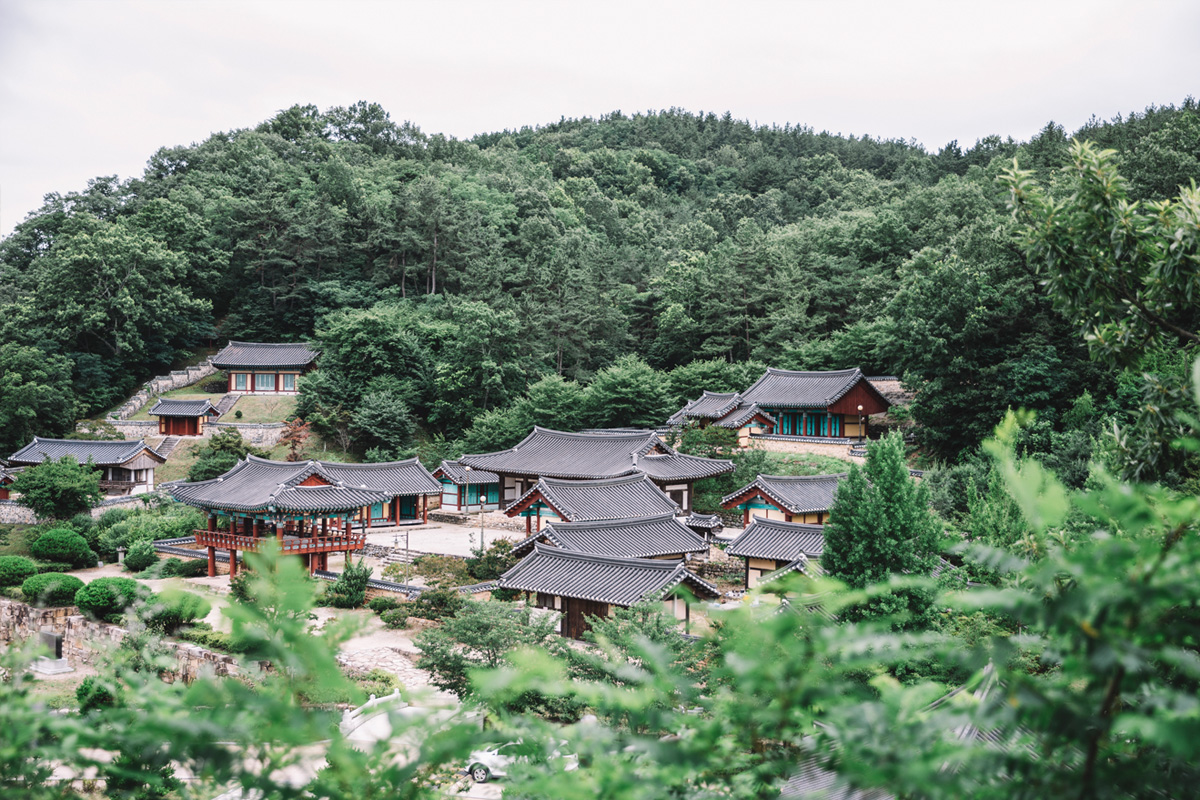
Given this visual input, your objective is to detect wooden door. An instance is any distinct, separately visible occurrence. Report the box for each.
[563,597,609,639]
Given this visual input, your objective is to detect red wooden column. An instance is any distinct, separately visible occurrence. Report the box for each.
[525,515,532,534]
[423,494,428,523]
[208,515,217,532]
[227,372,233,392]
[743,507,749,526]
[229,549,238,577]
[207,546,216,578]
[275,372,281,393]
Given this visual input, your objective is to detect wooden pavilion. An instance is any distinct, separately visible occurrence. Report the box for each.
[503,473,680,533]
[432,460,501,512]
[168,456,441,578]
[726,517,826,589]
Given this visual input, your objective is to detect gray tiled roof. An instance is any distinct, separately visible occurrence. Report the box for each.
[756,556,823,586]
[742,367,885,410]
[726,517,826,561]
[9,437,163,467]
[461,427,731,481]
[638,453,734,481]
[505,474,679,521]
[779,758,893,799]
[511,513,708,559]
[715,402,775,429]
[168,455,438,513]
[668,391,744,425]
[148,398,220,417]
[319,459,442,495]
[432,460,500,485]
[683,513,724,533]
[211,341,317,370]
[498,543,719,606]
[721,473,847,514]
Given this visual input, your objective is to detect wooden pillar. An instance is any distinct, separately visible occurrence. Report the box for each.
[535,509,542,532]
[275,372,281,393]
[526,515,532,534]
[207,546,216,578]
[801,411,808,437]
[826,411,831,438]
[227,372,233,392]
[229,549,238,577]
[254,518,262,537]
[422,494,428,523]
[208,515,217,532]
[743,507,749,526]
[321,517,328,536]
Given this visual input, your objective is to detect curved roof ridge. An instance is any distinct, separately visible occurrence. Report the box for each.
[547,511,682,529]
[760,472,849,482]
[529,541,682,569]
[541,473,652,488]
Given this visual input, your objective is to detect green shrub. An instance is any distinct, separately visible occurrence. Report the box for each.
[144,588,211,634]
[76,676,117,713]
[0,555,38,587]
[367,596,401,614]
[326,558,372,608]
[97,507,131,529]
[123,540,159,573]
[172,559,209,578]
[229,571,254,603]
[408,586,465,621]
[74,577,148,621]
[30,528,96,569]
[67,513,99,550]
[381,609,409,629]
[21,572,85,606]
[36,561,74,574]
[176,626,250,654]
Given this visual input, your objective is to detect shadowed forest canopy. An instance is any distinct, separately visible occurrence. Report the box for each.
[2,100,1198,462]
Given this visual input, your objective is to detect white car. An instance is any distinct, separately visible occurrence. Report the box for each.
[465,740,578,783]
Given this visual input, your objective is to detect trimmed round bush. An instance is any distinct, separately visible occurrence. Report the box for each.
[30,528,96,569]
[21,572,85,606]
[74,577,148,621]
[0,555,38,588]
[123,540,159,573]
[36,561,74,574]
[173,559,209,578]
[381,608,409,629]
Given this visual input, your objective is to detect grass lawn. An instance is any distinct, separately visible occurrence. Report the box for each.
[154,440,202,483]
[265,431,358,463]
[758,451,853,476]
[226,395,296,424]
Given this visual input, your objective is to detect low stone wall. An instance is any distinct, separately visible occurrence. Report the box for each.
[207,422,285,447]
[109,362,218,421]
[0,494,163,526]
[749,437,858,461]
[0,598,239,682]
[108,419,160,439]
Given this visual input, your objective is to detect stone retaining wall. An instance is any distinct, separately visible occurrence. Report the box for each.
[0,495,151,525]
[109,362,218,421]
[0,598,239,682]
[207,422,286,447]
[749,437,859,461]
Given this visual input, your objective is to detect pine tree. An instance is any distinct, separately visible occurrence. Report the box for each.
[824,432,940,588]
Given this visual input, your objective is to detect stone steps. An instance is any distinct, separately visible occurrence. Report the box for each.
[157,436,182,457]
[214,393,240,417]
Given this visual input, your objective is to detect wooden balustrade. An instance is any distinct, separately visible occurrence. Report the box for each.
[194,529,366,554]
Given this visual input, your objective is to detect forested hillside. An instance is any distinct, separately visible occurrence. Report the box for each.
[2,100,1198,476]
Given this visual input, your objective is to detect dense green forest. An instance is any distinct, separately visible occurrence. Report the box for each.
[2,100,1198,481]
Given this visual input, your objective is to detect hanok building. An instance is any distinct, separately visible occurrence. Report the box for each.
[432,460,501,512]
[9,438,165,497]
[504,473,680,533]
[721,473,846,525]
[510,512,709,562]
[726,517,825,589]
[498,543,720,638]
[459,427,733,513]
[669,367,891,443]
[148,398,221,437]
[169,456,441,578]
[212,341,318,394]
[0,466,21,500]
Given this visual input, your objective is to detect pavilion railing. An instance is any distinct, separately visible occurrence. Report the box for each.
[193,529,366,554]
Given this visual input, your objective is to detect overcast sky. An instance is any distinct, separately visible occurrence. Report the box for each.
[1,0,1196,238]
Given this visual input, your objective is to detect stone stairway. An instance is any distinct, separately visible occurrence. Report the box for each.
[157,436,182,457]
[214,393,240,417]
